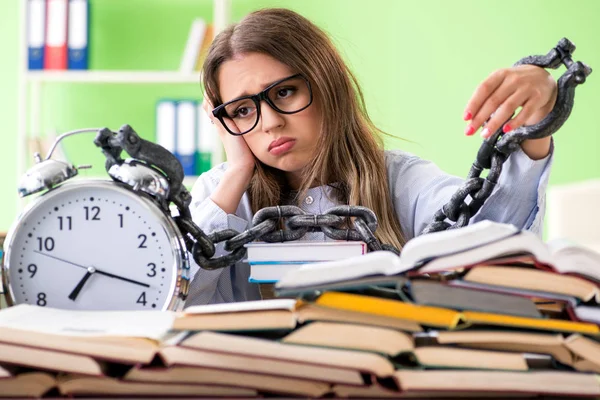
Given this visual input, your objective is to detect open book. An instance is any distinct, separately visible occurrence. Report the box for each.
[275,220,600,292]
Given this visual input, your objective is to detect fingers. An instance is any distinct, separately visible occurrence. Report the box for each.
[501,98,541,134]
[464,65,558,139]
[480,89,529,138]
[463,69,506,125]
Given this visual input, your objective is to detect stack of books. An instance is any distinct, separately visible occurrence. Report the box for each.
[245,240,367,283]
[2,220,600,398]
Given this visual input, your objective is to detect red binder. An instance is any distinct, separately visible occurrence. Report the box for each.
[44,0,68,70]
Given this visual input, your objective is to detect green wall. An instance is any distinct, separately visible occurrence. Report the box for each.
[1,0,599,234]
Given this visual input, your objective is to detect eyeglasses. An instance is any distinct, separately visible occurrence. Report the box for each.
[212,73,313,136]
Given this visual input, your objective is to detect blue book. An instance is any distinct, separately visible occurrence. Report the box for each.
[248,261,321,284]
[67,0,90,70]
[27,0,45,70]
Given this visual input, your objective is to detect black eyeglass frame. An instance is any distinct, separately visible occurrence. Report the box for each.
[211,73,313,136]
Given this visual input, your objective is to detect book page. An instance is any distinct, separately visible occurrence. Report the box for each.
[183,298,297,314]
[276,251,403,289]
[398,220,519,270]
[0,304,174,340]
[547,239,600,281]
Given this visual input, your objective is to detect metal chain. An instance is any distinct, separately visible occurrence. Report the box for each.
[422,38,592,234]
[95,126,397,271]
[176,205,399,271]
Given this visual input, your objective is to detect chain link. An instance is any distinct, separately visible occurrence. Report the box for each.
[177,205,399,270]
[422,38,591,234]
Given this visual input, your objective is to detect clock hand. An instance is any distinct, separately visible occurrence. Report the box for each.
[69,267,96,301]
[93,269,150,288]
[34,251,150,289]
[33,250,88,270]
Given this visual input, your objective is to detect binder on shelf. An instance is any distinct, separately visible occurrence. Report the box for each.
[175,100,197,176]
[196,102,213,175]
[27,0,46,70]
[155,100,177,160]
[67,0,89,70]
[44,0,68,70]
[179,18,207,73]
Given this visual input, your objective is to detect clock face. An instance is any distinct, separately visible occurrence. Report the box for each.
[4,181,187,311]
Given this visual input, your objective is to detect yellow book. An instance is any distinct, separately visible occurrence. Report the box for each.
[314,292,462,328]
[314,292,600,334]
[463,311,600,334]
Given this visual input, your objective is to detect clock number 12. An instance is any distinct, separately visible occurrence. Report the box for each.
[84,206,101,221]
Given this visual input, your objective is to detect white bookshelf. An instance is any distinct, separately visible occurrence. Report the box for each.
[16,0,231,210]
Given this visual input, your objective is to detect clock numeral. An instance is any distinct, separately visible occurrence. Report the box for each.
[138,234,148,249]
[58,216,72,230]
[84,206,101,221]
[136,292,147,306]
[118,214,124,228]
[36,237,55,252]
[37,292,47,307]
[27,263,37,278]
[147,262,157,277]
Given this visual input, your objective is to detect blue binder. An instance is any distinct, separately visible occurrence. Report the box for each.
[67,0,89,70]
[27,0,45,70]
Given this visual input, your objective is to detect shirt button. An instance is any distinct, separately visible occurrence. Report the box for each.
[304,196,314,205]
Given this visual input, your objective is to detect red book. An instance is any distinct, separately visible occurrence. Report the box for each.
[44,0,68,70]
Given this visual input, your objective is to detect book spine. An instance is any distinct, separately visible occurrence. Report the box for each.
[67,0,89,70]
[44,0,68,70]
[27,0,46,70]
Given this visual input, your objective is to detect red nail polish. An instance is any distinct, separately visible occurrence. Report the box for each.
[464,125,475,136]
[503,124,512,133]
[463,111,472,121]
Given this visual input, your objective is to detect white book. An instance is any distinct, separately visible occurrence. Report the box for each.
[276,251,402,290]
[0,304,174,340]
[183,298,297,315]
[245,240,367,262]
[179,18,206,72]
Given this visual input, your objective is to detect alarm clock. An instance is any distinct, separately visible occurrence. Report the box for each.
[1,128,191,311]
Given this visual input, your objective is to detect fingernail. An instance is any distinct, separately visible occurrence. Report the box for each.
[480,127,490,138]
[502,124,512,133]
[463,111,472,121]
[464,125,475,136]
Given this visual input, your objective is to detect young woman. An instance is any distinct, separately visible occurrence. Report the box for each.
[185,8,556,305]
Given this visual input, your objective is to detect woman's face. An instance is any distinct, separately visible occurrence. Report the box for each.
[218,52,322,185]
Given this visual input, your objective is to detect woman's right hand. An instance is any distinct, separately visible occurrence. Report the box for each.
[203,98,256,178]
[204,97,256,214]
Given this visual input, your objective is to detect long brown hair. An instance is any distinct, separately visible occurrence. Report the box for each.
[202,8,406,249]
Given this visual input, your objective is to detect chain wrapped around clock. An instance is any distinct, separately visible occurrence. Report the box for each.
[95,127,396,271]
[421,38,592,234]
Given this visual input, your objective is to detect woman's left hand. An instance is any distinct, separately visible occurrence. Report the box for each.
[463,65,558,160]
